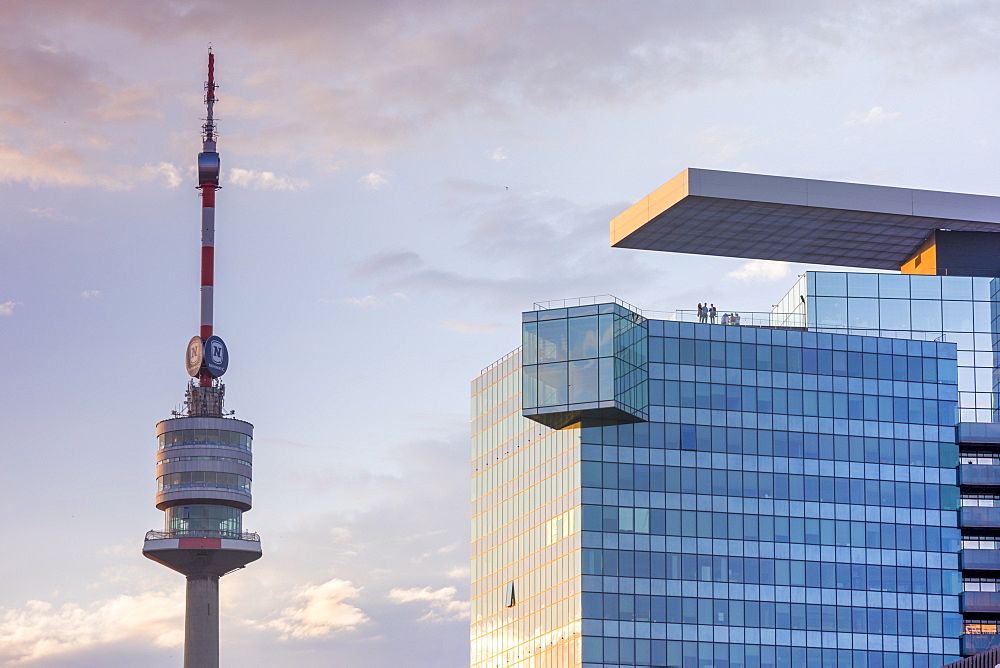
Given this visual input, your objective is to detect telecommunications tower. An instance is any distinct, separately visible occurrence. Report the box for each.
[142,50,261,668]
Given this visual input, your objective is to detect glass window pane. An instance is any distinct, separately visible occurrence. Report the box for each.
[942,276,973,300]
[879,274,910,299]
[599,357,615,400]
[537,362,568,406]
[522,365,538,409]
[598,314,614,357]
[847,297,879,329]
[847,273,879,297]
[814,272,847,297]
[910,275,942,299]
[942,301,974,332]
[974,300,991,333]
[522,322,538,365]
[879,299,911,330]
[569,359,599,403]
[973,277,991,302]
[912,299,943,331]
[568,315,600,359]
[536,319,568,362]
[814,297,847,328]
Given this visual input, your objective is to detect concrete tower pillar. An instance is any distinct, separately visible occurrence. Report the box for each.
[185,575,220,668]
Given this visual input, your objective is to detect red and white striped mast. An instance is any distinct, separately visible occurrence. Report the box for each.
[196,49,221,387]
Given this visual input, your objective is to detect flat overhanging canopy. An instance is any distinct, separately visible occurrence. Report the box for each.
[611,168,1000,271]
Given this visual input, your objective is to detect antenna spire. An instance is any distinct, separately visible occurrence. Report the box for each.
[203,48,217,143]
[195,49,222,387]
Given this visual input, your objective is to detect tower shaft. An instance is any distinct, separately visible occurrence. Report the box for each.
[185,575,220,668]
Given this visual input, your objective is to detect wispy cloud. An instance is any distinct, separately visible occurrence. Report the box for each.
[439,319,506,335]
[0,301,21,316]
[845,106,901,127]
[353,251,422,277]
[227,168,309,191]
[489,147,507,161]
[344,295,385,309]
[81,290,102,299]
[344,292,406,309]
[387,586,469,623]
[258,579,369,640]
[726,259,790,282]
[361,171,389,190]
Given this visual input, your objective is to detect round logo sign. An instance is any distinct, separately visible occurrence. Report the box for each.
[185,336,204,377]
[203,335,229,377]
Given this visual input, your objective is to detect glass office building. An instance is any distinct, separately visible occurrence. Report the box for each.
[472,170,1000,667]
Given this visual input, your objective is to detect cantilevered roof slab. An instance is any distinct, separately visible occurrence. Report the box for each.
[611,168,1000,270]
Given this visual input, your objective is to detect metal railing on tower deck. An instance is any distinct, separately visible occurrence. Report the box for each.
[145,529,260,542]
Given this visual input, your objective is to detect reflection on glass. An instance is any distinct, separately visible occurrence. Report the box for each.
[878,274,910,299]
[847,272,879,298]
[973,301,992,333]
[848,297,879,328]
[942,276,973,300]
[537,362,567,405]
[522,322,538,365]
[569,316,599,359]
[912,300,943,331]
[599,357,614,399]
[814,297,847,327]
[814,272,847,297]
[942,301,974,332]
[537,319,568,362]
[569,359,598,403]
[879,299,911,330]
[522,365,538,409]
[599,314,614,357]
[910,275,942,299]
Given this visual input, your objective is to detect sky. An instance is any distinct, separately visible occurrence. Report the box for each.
[1,1,1000,665]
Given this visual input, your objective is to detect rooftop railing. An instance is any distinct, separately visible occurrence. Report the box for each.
[530,295,807,329]
[144,529,260,542]
[533,294,642,313]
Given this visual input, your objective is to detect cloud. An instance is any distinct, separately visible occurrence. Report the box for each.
[726,259,790,282]
[0,591,182,664]
[0,301,21,316]
[387,586,469,623]
[353,251,423,277]
[489,147,507,161]
[259,579,369,640]
[439,319,506,335]
[845,106,901,126]
[86,85,163,123]
[25,207,68,221]
[361,171,389,190]
[344,295,385,309]
[138,161,183,188]
[81,290,102,299]
[227,167,309,191]
[0,142,125,189]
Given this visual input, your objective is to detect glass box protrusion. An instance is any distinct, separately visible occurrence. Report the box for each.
[521,301,648,428]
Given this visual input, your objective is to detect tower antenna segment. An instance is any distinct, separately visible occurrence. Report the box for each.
[197,49,221,386]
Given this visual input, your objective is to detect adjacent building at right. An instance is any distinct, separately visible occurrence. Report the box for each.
[471,169,1000,667]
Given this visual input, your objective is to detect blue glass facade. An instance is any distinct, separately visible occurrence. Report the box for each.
[578,315,962,667]
[472,273,1000,667]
